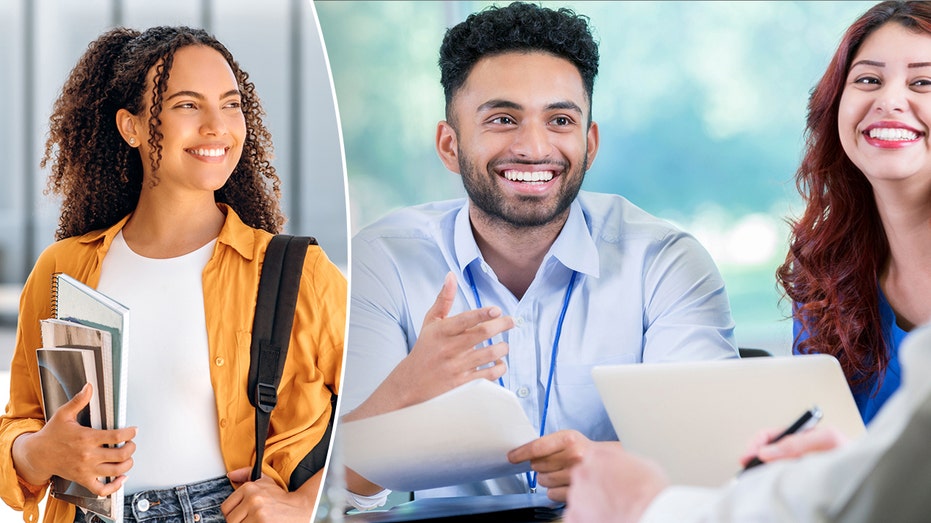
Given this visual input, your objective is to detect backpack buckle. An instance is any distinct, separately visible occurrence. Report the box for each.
[256,382,278,413]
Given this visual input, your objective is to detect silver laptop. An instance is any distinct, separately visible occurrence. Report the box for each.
[592,354,866,487]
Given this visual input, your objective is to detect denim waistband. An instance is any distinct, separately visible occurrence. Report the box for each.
[77,475,234,523]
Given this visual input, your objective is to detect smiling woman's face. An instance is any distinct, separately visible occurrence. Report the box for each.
[838,22,931,186]
[128,44,246,193]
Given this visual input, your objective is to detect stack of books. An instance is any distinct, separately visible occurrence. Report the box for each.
[37,273,129,523]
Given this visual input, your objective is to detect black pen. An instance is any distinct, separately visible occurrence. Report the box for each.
[742,406,823,471]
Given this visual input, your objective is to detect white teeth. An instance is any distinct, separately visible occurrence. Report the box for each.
[502,170,555,183]
[868,128,919,141]
[190,148,226,157]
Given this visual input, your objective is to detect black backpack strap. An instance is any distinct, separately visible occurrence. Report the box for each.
[288,391,337,491]
[248,234,312,482]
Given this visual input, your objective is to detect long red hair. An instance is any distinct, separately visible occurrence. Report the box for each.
[778,0,931,391]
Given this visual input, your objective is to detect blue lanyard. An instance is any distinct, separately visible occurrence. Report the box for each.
[464,264,579,493]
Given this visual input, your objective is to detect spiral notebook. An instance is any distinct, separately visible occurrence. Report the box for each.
[38,272,130,523]
[51,273,129,430]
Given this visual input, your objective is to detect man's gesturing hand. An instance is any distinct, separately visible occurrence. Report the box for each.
[346,272,514,420]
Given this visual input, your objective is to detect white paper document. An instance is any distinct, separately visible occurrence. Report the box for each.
[340,379,539,492]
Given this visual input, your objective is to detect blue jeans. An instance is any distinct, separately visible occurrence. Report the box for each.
[73,476,234,523]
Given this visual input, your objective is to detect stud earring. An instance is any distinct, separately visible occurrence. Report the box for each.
[129,137,136,146]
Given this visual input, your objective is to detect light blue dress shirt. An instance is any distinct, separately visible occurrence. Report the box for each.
[344,191,738,498]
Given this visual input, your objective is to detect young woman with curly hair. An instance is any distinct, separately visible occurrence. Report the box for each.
[778,0,931,425]
[0,26,345,523]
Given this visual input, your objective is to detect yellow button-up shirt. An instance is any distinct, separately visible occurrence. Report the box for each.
[0,205,346,522]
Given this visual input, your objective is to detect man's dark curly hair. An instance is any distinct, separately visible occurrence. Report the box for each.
[439,2,599,122]
[42,25,285,240]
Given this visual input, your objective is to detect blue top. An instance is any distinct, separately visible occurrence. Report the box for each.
[793,289,907,425]
[345,191,739,498]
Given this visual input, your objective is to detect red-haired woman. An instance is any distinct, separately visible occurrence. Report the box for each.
[779,0,931,425]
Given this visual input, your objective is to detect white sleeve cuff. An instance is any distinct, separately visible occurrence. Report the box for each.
[345,488,391,511]
[640,486,719,523]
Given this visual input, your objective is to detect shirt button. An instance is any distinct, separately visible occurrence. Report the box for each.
[215,357,225,367]
[194,515,202,522]
[219,418,228,428]
[517,386,530,398]
[514,317,525,327]
[136,498,150,512]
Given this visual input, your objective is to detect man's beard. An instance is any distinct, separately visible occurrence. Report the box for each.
[458,151,587,229]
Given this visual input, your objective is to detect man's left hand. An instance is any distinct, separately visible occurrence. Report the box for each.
[222,467,321,523]
[507,430,616,501]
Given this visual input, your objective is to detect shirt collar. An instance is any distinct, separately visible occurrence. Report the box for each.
[214,204,257,261]
[453,203,482,277]
[77,214,131,254]
[549,199,600,277]
[451,198,601,279]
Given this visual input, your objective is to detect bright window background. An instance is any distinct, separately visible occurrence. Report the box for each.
[317,0,871,356]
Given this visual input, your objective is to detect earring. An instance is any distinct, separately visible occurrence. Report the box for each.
[129,137,136,146]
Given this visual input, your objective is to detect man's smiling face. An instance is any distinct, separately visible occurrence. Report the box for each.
[438,51,599,229]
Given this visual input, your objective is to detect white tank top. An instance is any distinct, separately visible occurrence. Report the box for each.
[96,231,226,493]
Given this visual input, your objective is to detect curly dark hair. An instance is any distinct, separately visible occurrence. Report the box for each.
[777,1,931,391]
[439,2,599,123]
[42,25,285,240]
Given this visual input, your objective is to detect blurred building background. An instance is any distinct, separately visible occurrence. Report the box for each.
[317,0,872,358]
[0,1,345,520]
